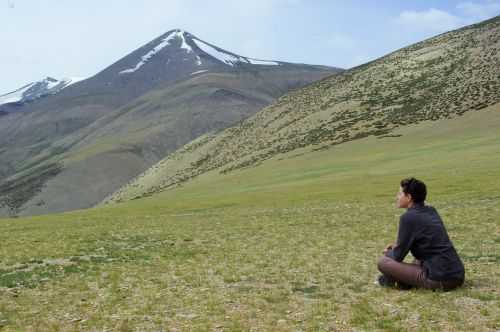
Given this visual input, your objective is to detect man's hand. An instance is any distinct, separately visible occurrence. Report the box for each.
[383,243,394,255]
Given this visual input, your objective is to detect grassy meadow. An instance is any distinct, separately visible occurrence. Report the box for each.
[0,104,499,331]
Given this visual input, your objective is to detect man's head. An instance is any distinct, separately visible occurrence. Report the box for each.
[397,178,427,208]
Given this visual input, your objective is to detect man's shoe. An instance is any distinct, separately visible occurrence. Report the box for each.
[377,274,396,287]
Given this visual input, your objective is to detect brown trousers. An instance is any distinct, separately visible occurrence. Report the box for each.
[378,256,464,291]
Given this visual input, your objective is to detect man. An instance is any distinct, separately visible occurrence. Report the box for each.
[377,178,465,290]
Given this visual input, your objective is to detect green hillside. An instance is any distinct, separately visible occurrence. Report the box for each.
[107,15,500,204]
[0,103,499,331]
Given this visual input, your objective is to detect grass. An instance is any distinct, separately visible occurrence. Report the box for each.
[0,106,499,331]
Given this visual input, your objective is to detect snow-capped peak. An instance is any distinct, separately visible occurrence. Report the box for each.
[119,29,281,75]
[0,76,88,106]
[120,29,201,74]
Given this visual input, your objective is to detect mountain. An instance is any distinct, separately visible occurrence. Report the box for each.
[105,16,500,204]
[0,77,86,111]
[0,29,341,217]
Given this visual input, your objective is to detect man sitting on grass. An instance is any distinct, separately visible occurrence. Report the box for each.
[377,178,465,290]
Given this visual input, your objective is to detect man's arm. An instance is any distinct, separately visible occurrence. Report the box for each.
[386,213,415,262]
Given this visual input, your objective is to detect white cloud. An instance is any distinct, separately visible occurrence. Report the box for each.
[457,1,500,21]
[394,8,462,34]
[394,2,500,35]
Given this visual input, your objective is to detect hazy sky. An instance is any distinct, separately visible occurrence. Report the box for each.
[1,0,499,93]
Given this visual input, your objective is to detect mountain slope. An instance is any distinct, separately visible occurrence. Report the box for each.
[0,29,340,217]
[106,16,500,203]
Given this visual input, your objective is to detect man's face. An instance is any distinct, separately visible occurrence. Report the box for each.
[396,186,412,208]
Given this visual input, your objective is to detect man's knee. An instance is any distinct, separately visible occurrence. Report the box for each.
[377,255,394,274]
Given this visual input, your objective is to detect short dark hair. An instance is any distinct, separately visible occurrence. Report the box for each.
[400,178,427,203]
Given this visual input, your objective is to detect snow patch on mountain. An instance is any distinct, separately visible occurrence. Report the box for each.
[246,58,280,66]
[191,70,209,75]
[0,83,35,104]
[178,31,193,53]
[46,77,60,89]
[63,76,87,87]
[192,38,279,67]
[192,39,242,66]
